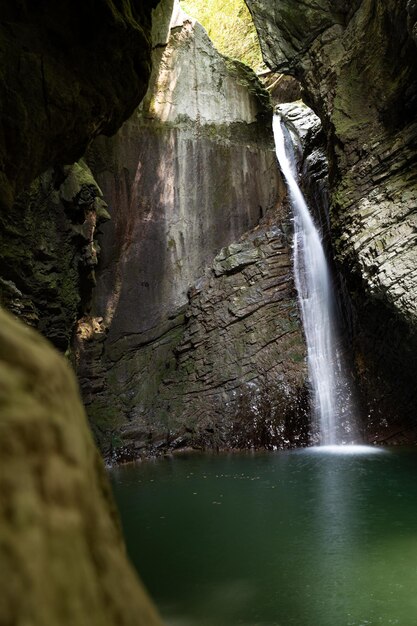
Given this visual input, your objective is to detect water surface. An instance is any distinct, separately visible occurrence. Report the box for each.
[111,448,417,626]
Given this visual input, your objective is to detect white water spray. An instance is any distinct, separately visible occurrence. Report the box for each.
[273,114,354,445]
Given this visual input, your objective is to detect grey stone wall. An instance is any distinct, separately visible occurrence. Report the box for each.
[76,9,307,458]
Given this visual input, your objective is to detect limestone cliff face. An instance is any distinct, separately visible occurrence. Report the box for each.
[75,7,306,458]
[87,9,277,343]
[247,0,417,441]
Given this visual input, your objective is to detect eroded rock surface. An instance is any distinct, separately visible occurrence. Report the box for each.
[78,212,307,460]
[248,0,417,440]
[0,161,109,352]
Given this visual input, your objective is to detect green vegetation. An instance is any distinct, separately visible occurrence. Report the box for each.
[180,0,265,72]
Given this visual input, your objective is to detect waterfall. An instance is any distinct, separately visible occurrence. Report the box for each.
[273,114,354,445]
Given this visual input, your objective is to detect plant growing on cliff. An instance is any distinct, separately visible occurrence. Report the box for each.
[180,0,265,72]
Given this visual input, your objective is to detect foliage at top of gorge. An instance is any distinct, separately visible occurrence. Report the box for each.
[180,0,265,72]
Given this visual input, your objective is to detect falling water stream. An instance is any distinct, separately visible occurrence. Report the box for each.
[272,114,353,445]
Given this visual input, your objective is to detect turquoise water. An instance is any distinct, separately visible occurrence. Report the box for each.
[110,448,417,626]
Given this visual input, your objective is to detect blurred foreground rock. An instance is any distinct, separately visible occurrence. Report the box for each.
[0,308,163,626]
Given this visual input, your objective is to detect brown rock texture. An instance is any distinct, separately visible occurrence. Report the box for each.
[247,0,417,441]
[0,308,163,626]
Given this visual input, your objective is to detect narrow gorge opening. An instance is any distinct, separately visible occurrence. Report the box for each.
[2,0,417,625]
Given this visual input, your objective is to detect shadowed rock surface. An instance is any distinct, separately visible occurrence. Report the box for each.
[0,0,171,622]
[247,0,417,441]
[0,161,110,352]
[0,0,160,211]
[0,1,175,355]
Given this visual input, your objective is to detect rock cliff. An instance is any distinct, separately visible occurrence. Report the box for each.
[0,0,170,623]
[75,6,307,458]
[247,0,417,441]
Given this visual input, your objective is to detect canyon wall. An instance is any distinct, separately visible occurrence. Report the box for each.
[0,1,173,623]
[247,0,417,442]
[0,0,175,354]
[76,6,307,459]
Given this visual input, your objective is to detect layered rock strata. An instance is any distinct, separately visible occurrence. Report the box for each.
[76,7,302,456]
[247,0,417,440]
[78,212,307,460]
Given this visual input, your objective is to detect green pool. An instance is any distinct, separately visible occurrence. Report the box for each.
[110,447,417,626]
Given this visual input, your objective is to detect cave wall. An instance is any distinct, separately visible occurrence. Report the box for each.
[0,0,161,211]
[247,0,417,441]
[74,5,307,458]
[0,1,174,623]
[0,161,110,352]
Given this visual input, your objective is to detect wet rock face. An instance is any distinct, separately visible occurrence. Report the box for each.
[0,308,163,626]
[160,219,308,453]
[247,0,417,438]
[78,214,307,460]
[0,0,159,210]
[86,11,277,344]
[76,8,300,456]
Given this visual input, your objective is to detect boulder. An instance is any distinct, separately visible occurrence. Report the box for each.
[0,308,162,626]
